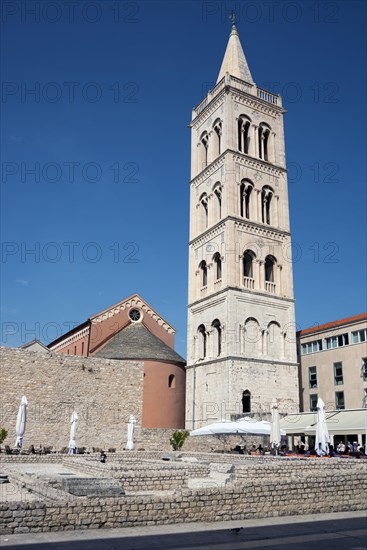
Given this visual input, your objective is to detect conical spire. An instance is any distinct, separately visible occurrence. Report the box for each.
[216,23,254,85]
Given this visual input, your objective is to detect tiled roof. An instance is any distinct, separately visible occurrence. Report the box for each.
[94,323,185,364]
[297,313,367,337]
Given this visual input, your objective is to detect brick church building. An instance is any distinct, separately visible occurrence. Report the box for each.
[47,294,186,429]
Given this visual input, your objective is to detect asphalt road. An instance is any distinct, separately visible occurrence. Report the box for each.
[1,511,366,550]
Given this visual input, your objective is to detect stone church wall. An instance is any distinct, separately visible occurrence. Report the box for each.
[0,348,144,451]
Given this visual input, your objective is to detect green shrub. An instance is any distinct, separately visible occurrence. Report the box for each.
[0,428,8,445]
[170,430,189,451]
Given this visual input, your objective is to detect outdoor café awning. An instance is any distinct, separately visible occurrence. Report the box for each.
[280,408,366,436]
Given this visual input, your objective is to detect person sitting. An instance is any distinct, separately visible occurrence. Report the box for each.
[100,451,107,463]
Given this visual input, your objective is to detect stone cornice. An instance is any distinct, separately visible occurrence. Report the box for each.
[231,89,284,117]
[191,154,226,189]
[191,81,284,127]
[190,295,227,314]
[191,221,226,247]
[189,217,290,247]
[232,151,286,177]
[191,89,226,130]
[233,219,290,241]
[190,149,286,188]
[188,285,295,309]
[49,326,90,351]
[186,356,298,369]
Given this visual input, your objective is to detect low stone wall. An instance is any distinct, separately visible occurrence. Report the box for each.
[235,458,367,478]
[63,459,210,492]
[2,454,366,535]
[135,428,265,453]
[1,469,366,534]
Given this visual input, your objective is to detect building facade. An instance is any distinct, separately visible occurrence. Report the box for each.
[297,313,367,412]
[47,294,186,429]
[186,24,299,429]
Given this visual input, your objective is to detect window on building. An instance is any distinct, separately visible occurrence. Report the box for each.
[212,319,222,356]
[258,123,271,161]
[243,250,254,279]
[198,324,207,359]
[168,374,175,388]
[310,394,318,412]
[265,255,275,282]
[238,115,251,154]
[361,358,367,381]
[326,333,349,349]
[335,391,345,410]
[213,252,222,280]
[213,119,222,156]
[214,185,222,220]
[261,186,273,224]
[81,342,84,355]
[200,132,209,169]
[240,180,253,219]
[244,317,261,355]
[301,340,323,355]
[334,362,344,385]
[309,366,317,389]
[352,329,367,343]
[242,390,251,413]
[74,345,77,355]
[199,260,207,287]
[199,193,208,229]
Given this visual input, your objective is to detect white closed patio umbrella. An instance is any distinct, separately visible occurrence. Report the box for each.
[270,399,281,449]
[68,411,78,455]
[15,396,28,449]
[315,398,330,456]
[126,415,136,450]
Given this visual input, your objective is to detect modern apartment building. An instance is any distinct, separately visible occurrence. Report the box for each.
[297,313,367,412]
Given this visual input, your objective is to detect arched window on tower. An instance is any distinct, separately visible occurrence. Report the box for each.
[213,184,222,221]
[238,115,251,154]
[199,193,209,229]
[267,322,281,358]
[198,324,207,359]
[213,119,222,157]
[168,374,176,388]
[199,260,208,287]
[212,319,222,356]
[242,390,251,413]
[265,255,276,293]
[243,250,255,289]
[199,131,209,170]
[258,123,271,161]
[213,252,222,281]
[244,318,261,356]
[261,186,273,225]
[240,179,253,219]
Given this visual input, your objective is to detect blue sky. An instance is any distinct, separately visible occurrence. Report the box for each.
[1,0,366,358]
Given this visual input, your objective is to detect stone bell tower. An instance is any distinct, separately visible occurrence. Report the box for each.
[186,21,299,429]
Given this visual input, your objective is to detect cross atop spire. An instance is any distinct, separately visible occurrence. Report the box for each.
[230,10,236,26]
[216,19,254,85]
